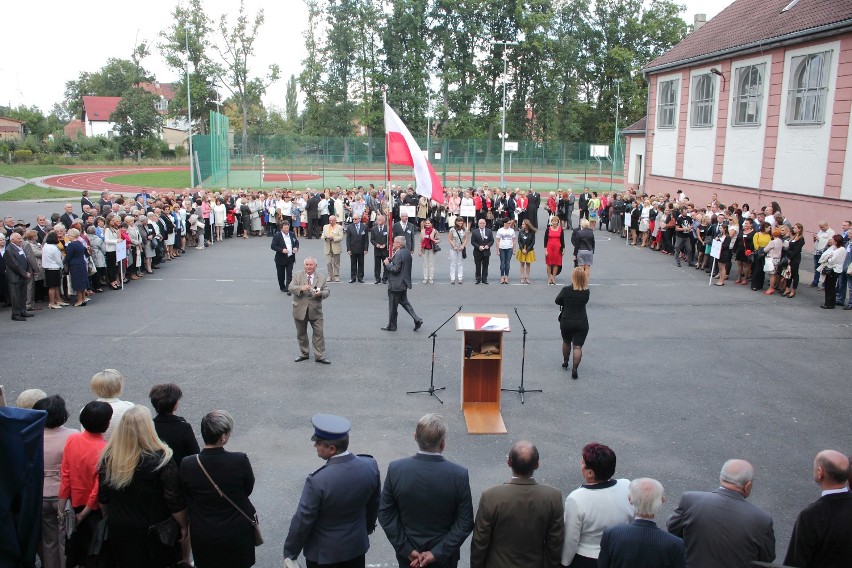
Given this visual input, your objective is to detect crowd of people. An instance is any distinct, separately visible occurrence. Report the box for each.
[7,386,852,568]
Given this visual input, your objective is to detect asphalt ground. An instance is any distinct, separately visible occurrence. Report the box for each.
[2,201,851,567]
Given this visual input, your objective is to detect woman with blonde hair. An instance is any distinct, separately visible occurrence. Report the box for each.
[555,266,590,379]
[90,368,134,441]
[98,405,190,568]
[516,219,536,284]
[544,215,564,285]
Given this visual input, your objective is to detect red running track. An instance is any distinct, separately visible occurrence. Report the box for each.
[43,167,187,194]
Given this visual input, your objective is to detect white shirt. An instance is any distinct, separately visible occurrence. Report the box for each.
[497,227,515,250]
[282,233,293,256]
[562,479,634,564]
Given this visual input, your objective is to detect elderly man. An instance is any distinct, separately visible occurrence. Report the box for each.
[283,414,380,568]
[784,450,852,567]
[392,212,415,251]
[288,257,331,364]
[59,204,78,230]
[321,215,343,282]
[470,441,564,568]
[4,232,33,321]
[382,236,422,332]
[598,478,685,568]
[379,414,474,568]
[667,459,775,567]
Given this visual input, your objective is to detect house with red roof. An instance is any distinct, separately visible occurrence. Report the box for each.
[0,117,25,141]
[636,0,852,229]
[82,96,121,138]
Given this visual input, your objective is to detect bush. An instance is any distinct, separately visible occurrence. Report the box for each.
[37,154,55,165]
[174,146,187,159]
[12,150,33,162]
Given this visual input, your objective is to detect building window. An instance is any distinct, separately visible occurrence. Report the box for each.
[732,64,765,126]
[786,50,832,124]
[690,73,715,127]
[657,79,678,129]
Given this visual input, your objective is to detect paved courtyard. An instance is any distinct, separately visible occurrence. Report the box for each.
[2,199,851,566]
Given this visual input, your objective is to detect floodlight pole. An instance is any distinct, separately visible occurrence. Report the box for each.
[185,26,194,189]
[493,40,517,190]
[426,92,431,162]
[610,78,621,192]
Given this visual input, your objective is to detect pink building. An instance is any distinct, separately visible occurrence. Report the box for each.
[634,0,852,233]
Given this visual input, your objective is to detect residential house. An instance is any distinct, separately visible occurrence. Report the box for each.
[0,117,25,141]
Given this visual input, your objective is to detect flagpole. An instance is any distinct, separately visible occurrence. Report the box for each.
[383,89,394,258]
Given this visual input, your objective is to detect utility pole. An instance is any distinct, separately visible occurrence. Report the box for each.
[610,78,622,192]
[492,39,517,190]
[185,26,194,188]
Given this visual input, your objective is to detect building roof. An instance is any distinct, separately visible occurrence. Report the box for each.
[82,96,121,122]
[644,0,852,73]
[622,117,647,135]
[64,119,85,138]
[0,117,25,124]
[139,82,177,100]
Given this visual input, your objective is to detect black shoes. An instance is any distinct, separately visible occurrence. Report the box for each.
[381,326,397,331]
[294,355,310,362]
[315,358,331,364]
[414,320,423,331]
[820,305,834,309]
[349,279,356,283]
[571,369,579,379]
[11,316,26,321]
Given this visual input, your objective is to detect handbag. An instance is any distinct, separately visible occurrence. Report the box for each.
[461,248,467,259]
[87,256,97,275]
[147,516,180,547]
[763,257,775,273]
[432,243,441,253]
[196,455,263,546]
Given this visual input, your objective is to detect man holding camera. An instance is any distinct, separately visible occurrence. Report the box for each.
[288,257,331,364]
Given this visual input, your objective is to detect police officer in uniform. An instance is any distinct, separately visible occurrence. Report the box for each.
[283,414,381,568]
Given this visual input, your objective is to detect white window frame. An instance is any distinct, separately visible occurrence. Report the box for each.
[657,79,678,129]
[732,63,765,126]
[786,50,832,125]
[690,73,715,128]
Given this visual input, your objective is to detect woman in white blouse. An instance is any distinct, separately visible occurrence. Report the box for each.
[42,231,66,309]
[212,198,227,242]
[103,216,121,289]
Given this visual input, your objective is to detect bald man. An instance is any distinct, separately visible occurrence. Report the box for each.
[470,441,564,568]
[784,450,852,567]
[667,459,775,567]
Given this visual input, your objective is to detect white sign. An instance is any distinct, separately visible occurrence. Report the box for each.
[434,152,442,160]
[710,238,722,259]
[460,205,476,217]
[116,240,127,262]
[400,205,416,218]
[590,144,610,158]
[504,141,518,152]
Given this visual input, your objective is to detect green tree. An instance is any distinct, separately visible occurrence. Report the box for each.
[214,0,280,156]
[111,88,162,161]
[285,74,299,128]
[63,57,152,119]
[381,0,430,131]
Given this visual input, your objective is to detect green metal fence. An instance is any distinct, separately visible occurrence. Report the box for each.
[194,132,626,192]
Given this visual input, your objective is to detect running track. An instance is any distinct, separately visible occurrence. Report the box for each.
[43,167,186,194]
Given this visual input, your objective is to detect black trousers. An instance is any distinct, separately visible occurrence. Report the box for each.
[306,556,364,568]
[474,252,490,282]
[276,260,294,291]
[350,253,365,281]
[388,289,419,329]
[824,271,839,307]
[8,280,26,316]
[374,252,388,282]
[309,218,322,239]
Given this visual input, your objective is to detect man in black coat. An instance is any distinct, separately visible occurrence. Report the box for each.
[578,189,591,221]
[469,218,495,284]
[370,214,390,284]
[271,221,300,294]
[382,236,422,332]
[4,232,33,321]
[784,450,852,568]
[379,413,474,568]
[392,212,415,251]
[59,204,78,230]
[527,190,541,228]
[306,192,321,239]
[346,216,369,283]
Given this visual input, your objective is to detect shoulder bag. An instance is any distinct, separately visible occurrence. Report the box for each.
[195,455,263,546]
[454,229,466,258]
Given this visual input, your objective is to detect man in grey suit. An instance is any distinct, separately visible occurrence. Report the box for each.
[4,232,34,321]
[382,236,422,332]
[288,257,331,364]
[470,441,564,568]
[379,414,474,568]
[784,449,852,568]
[599,478,685,568]
[667,459,775,568]
[283,414,381,568]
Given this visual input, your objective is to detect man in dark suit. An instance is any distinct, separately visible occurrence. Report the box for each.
[599,478,685,568]
[59,204,78,230]
[392,212,415,251]
[370,214,390,284]
[288,257,331,364]
[382,236,422,332]
[578,189,591,221]
[470,440,563,568]
[271,221,300,294]
[4,232,34,321]
[306,191,321,239]
[667,459,775,568]
[469,218,494,284]
[527,190,541,228]
[283,414,381,568]
[80,190,94,213]
[346,216,369,283]
[784,450,852,568]
[379,414,474,568]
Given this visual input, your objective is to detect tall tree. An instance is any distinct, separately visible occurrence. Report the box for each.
[214,0,280,156]
[111,88,162,161]
[285,74,299,128]
[381,0,430,132]
[63,57,152,119]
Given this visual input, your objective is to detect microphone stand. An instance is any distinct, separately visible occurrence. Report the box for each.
[502,307,541,403]
[407,306,462,404]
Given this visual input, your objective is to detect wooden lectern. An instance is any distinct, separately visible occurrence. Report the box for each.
[456,313,509,434]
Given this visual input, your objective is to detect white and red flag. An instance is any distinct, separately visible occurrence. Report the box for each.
[384,102,444,204]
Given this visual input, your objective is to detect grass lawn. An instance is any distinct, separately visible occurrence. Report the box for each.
[0,184,83,201]
[103,171,192,189]
[0,164,74,179]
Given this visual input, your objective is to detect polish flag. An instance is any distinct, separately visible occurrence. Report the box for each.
[385,103,444,204]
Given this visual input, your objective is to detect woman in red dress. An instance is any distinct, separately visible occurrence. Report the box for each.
[543,215,565,285]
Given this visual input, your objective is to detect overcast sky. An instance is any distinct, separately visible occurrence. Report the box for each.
[1,0,732,115]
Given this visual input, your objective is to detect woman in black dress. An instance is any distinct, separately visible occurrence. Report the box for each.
[63,228,89,307]
[98,406,190,568]
[150,383,200,466]
[180,411,257,568]
[782,223,805,298]
[555,266,590,379]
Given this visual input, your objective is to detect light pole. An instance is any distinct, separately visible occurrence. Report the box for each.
[493,40,517,190]
[610,78,622,191]
[425,91,431,162]
[185,25,194,189]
